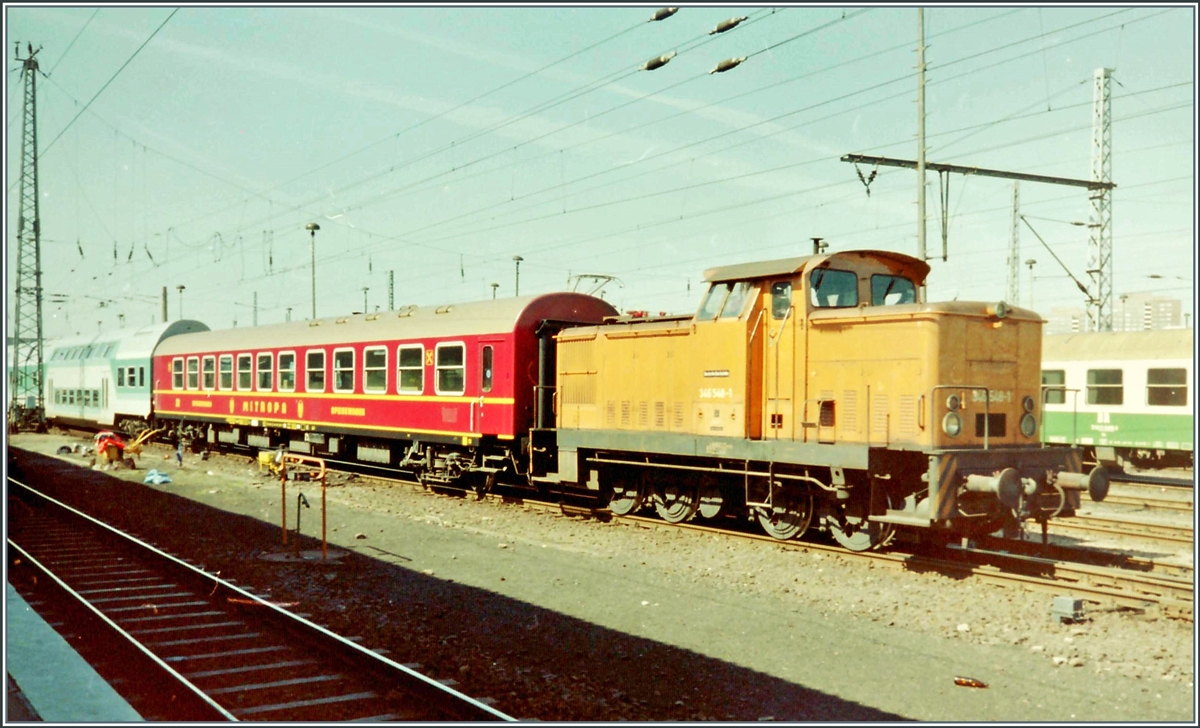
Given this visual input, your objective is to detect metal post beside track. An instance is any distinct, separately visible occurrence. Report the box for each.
[278,453,329,560]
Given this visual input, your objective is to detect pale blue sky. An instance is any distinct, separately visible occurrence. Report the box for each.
[5,4,1196,339]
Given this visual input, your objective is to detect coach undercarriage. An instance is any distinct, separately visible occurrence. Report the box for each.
[170,418,527,497]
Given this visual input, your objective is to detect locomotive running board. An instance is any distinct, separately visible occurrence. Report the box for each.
[870,511,932,528]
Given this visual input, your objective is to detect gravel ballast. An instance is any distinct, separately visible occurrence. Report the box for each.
[5,432,1195,721]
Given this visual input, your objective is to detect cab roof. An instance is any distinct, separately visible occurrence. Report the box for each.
[703,249,930,285]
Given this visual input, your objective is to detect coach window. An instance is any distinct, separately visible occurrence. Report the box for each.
[127,366,137,387]
[333,349,355,393]
[364,347,387,393]
[237,354,253,391]
[1086,368,1123,405]
[257,353,274,391]
[118,368,126,387]
[871,274,916,305]
[1147,368,1187,406]
[770,281,792,319]
[138,366,145,388]
[397,345,424,394]
[278,352,296,392]
[202,356,216,390]
[481,346,494,393]
[172,358,184,389]
[810,268,858,308]
[306,350,326,392]
[186,357,200,390]
[435,343,465,395]
[218,355,233,390]
[1041,370,1066,405]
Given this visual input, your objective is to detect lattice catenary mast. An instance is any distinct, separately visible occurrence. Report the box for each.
[1087,67,1114,332]
[10,42,46,431]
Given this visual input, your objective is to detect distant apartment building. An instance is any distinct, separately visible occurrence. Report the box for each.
[1043,293,1186,334]
[1045,307,1087,335]
[1115,292,1183,331]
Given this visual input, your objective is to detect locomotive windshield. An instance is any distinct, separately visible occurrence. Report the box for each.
[810,268,858,308]
[870,274,916,305]
[696,281,756,320]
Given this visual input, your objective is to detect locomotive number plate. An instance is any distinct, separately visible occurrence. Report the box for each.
[971,390,1012,403]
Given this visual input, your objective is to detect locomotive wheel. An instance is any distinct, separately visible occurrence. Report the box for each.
[697,476,725,520]
[829,488,894,552]
[653,481,699,524]
[606,474,644,516]
[756,488,813,540]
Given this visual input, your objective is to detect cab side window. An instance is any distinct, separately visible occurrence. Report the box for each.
[770,281,792,319]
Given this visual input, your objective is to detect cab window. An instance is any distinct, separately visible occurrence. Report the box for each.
[696,283,730,321]
[810,268,858,308]
[870,274,916,305]
[770,281,792,319]
[719,281,755,319]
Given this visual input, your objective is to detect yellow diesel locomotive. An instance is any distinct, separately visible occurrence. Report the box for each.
[532,248,1109,550]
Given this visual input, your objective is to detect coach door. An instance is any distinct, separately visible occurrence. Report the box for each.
[475,341,500,435]
[760,279,798,440]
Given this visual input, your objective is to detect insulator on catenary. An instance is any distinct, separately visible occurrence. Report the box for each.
[709,56,746,74]
[649,7,679,22]
[640,51,676,71]
[709,16,748,34]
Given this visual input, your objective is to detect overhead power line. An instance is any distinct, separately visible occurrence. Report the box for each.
[37,7,179,162]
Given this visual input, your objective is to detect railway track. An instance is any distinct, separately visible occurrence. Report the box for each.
[607,514,1194,622]
[1047,513,1194,545]
[6,477,512,722]
[27,437,1197,625]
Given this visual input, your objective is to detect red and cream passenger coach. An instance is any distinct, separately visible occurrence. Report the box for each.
[153,292,616,488]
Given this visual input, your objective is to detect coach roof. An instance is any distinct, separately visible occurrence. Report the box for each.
[154,293,614,356]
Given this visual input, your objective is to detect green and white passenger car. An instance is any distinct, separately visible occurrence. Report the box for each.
[1041,329,1194,469]
[44,320,209,434]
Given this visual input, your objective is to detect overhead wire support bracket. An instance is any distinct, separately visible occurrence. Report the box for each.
[840,154,1116,191]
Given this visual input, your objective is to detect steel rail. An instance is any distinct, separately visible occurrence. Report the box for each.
[1101,493,1192,512]
[34,440,1195,620]
[7,476,514,722]
[1047,513,1194,544]
[611,515,1193,621]
[6,539,237,721]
